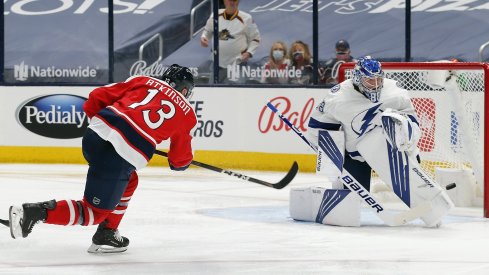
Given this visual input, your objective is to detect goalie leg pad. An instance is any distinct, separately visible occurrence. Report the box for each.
[420,191,453,228]
[316,130,345,184]
[290,187,361,227]
[357,127,454,225]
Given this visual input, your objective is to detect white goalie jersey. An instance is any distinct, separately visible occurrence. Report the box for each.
[308,78,420,161]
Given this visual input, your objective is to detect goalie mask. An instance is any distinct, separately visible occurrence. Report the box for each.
[161,64,195,100]
[352,56,384,103]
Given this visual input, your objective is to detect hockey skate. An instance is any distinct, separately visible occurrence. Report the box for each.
[87,222,129,254]
[9,200,56,239]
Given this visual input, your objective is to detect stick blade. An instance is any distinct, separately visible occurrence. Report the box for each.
[272,161,299,189]
[0,218,9,227]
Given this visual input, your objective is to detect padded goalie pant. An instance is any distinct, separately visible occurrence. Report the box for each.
[45,128,139,229]
[344,154,372,191]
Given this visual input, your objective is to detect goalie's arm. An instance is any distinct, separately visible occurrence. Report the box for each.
[307,99,342,150]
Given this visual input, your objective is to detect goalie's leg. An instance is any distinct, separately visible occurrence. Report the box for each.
[357,127,454,227]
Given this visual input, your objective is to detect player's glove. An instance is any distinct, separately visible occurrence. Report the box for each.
[381,108,421,153]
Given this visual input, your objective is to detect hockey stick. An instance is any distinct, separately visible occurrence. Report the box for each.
[0,218,9,227]
[266,101,431,226]
[154,150,298,189]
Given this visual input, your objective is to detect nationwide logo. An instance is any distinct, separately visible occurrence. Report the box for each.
[227,65,302,82]
[17,94,89,139]
[14,62,98,81]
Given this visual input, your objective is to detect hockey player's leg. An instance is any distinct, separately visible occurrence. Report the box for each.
[290,187,361,227]
[82,131,136,253]
[88,172,138,254]
[343,155,372,191]
[357,127,454,227]
[9,200,56,239]
[104,172,139,230]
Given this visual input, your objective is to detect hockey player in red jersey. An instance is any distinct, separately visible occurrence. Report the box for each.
[8,64,197,253]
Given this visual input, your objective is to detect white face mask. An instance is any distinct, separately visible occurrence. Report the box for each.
[272,50,284,61]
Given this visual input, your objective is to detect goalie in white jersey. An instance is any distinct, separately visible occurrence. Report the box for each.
[308,56,421,190]
[295,56,453,227]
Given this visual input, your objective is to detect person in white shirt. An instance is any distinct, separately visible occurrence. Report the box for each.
[200,0,261,83]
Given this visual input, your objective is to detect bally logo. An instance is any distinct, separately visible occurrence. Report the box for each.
[17,94,89,139]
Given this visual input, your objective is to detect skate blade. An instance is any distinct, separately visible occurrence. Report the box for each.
[87,244,128,254]
[9,205,23,239]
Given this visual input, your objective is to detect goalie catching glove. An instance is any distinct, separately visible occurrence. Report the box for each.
[381,108,421,153]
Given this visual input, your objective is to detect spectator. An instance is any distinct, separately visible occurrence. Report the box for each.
[319,39,356,85]
[288,40,313,85]
[200,0,261,83]
[261,41,290,84]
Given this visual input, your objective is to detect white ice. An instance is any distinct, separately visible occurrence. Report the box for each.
[0,164,488,275]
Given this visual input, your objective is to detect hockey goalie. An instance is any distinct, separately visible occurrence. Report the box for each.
[290,56,454,227]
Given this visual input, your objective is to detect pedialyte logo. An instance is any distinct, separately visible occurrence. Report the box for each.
[17,94,89,139]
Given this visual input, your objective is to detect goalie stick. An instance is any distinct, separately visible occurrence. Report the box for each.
[0,218,8,227]
[266,101,432,226]
[155,150,298,190]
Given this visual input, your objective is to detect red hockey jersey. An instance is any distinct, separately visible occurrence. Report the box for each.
[83,75,197,170]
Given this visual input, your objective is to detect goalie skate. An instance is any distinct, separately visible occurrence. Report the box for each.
[87,223,129,254]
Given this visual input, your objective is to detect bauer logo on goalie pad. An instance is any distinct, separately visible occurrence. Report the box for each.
[412,167,434,188]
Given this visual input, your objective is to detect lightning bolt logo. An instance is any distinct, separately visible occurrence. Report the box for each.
[352,103,382,137]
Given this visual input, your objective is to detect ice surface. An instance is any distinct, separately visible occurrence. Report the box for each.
[0,164,488,275]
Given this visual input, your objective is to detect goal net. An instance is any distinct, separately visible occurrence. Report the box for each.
[338,62,488,217]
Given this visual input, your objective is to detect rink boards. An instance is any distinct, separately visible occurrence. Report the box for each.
[0,86,476,172]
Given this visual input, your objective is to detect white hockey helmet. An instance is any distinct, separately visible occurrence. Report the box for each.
[352,56,384,103]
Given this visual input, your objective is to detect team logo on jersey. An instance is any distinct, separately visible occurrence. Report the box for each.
[351,103,382,137]
[330,85,340,93]
[17,94,89,139]
[219,29,235,40]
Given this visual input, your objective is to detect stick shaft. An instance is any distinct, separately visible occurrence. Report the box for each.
[154,150,297,189]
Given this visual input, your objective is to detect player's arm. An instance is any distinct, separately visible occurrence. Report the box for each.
[83,76,139,118]
[167,118,196,171]
[244,16,261,58]
[200,14,214,47]
[307,95,342,150]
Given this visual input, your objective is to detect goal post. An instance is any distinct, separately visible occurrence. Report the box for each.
[338,62,489,217]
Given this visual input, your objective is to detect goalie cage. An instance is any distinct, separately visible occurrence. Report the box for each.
[338,61,489,218]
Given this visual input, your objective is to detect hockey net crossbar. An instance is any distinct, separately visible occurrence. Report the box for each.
[339,62,489,218]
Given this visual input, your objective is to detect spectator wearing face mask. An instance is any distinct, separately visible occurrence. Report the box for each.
[289,40,313,85]
[319,39,356,85]
[261,41,290,84]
